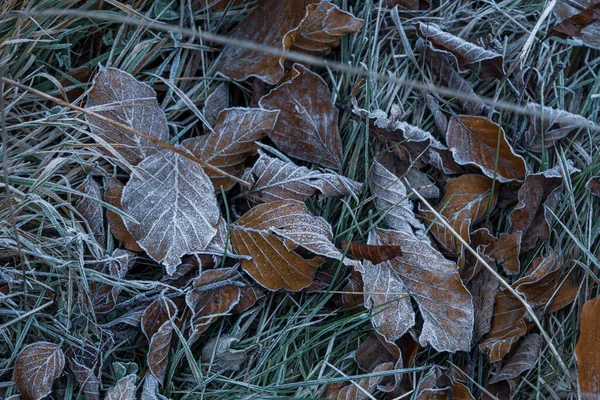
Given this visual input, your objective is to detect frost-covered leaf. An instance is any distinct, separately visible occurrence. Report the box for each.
[67,355,100,400]
[340,240,403,264]
[90,249,135,314]
[259,64,343,168]
[416,22,504,79]
[201,335,247,371]
[447,116,527,182]
[586,176,600,197]
[122,149,220,274]
[86,66,168,166]
[13,342,65,400]
[141,374,170,400]
[552,1,600,49]
[232,284,265,314]
[76,174,105,247]
[103,177,143,252]
[420,174,497,255]
[291,1,364,54]
[231,200,356,291]
[325,362,393,400]
[243,151,360,203]
[203,83,230,126]
[182,108,279,190]
[471,228,521,275]
[575,296,600,399]
[104,374,137,400]
[148,320,173,385]
[468,265,499,341]
[141,296,177,341]
[185,268,241,335]
[366,228,474,352]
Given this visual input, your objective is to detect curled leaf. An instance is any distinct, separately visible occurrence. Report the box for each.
[148,320,174,385]
[552,1,600,48]
[575,296,600,399]
[340,240,403,264]
[103,177,143,252]
[14,342,65,400]
[76,174,105,247]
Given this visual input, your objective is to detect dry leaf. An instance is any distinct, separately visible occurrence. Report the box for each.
[575,296,600,399]
[141,296,177,341]
[509,162,578,251]
[230,200,356,291]
[76,174,105,247]
[121,149,220,274]
[416,23,504,79]
[86,66,168,166]
[203,83,230,126]
[201,335,247,371]
[471,228,521,275]
[141,374,169,400]
[447,116,527,182]
[420,174,497,255]
[148,320,173,385]
[185,268,241,334]
[90,249,135,314]
[487,334,543,399]
[355,333,400,373]
[104,374,137,400]
[216,0,316,84]
[67,355,100,400]
[366,228,474,352]
[232,284,265,313]
[259,64,343,168]
[103,177,143,252]
[468,266,499,341]
[586,176,600,197]
[291,1,364,54]
[182,108,279,190]
[243,150,360,203]
[13,342,65,400]
[524,103,594,152]
[340,269,364,309]
[552,1,600,48]
[340,240,403,264]
[199,0,245,9]
[325,362,393,400]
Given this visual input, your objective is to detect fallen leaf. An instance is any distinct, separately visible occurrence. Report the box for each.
[216,0,316,84]
[416,22,504,79]
[141,296,178,341]
[201,335,247,371]
[103,177,143,252]
[413,366,452,400]
[355,333,400,373]
[586,176,600,197]
[339,269,364,309]
[340,240,403,264]
[325,362,393,400]
[230,200,356,291]
[486,334,543,399]
[259,64,343,168]
[13,342,65,400]
[232,284,265,313]
[199,0,245,10]
[59,66,93,103]
[575,296,600,399]
[185,268,241,334]
[420,174,497,255]
[148,320,173,385]
[242,150,361,203]
[471,228,521,275]
[76,174,105,247]
[67,354,100,400]
[446,116,527,182]
[182,107,279,190]
[86,66,168,166]
[509,162,579,251]
[291,1,364,54]
[523,103,594,152]
[121,149,220,274]
[552,1,600,48]
[365,228,474,352]
[90,249,135,314]
[141,374,169,400]
[468,265,499,341]
[104,374,137,400]
[203,83,230,127]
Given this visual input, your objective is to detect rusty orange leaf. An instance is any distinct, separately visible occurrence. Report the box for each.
[575,296,600,399]
[13,342,65,400]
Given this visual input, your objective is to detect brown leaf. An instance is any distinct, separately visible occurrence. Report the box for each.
[420,174,497,255]
[586,176,600,197]
[339,269,364,309]
[325,362,393,400]
[13,342,65,400]
[230,200,355,291]
[471,228,521,275]
[199,0,245,10]
[76,174,105,247]
[182,108,279,190]
[148,320,174,385]
[340,240,403,264]
[104,374,137,400]
[59,66,93,103]
[355,333,400,373]
[232,285,265,314]
[185,268,241,334]
[468,265,499,342]
[366,228,474,352]
[414,366,452,400]
[201,335,246,371]
[86,66,168,166]
[486,334,543,399]
[446,116,526,182]
[203,83,230,126]
[141,296,177,341]
[416,22,504,79]
[523,102,594,152]
[552,1,600,48]
[215,0,316,84]
[67,355,100,400]
[243,151,360,203]
[291,1,364,54]
[90,249,135,314]
[508,162,578,251]
[575,296,600,399]
[103,177,143,252]
[121,149,220,274]
[259,64,343,168]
